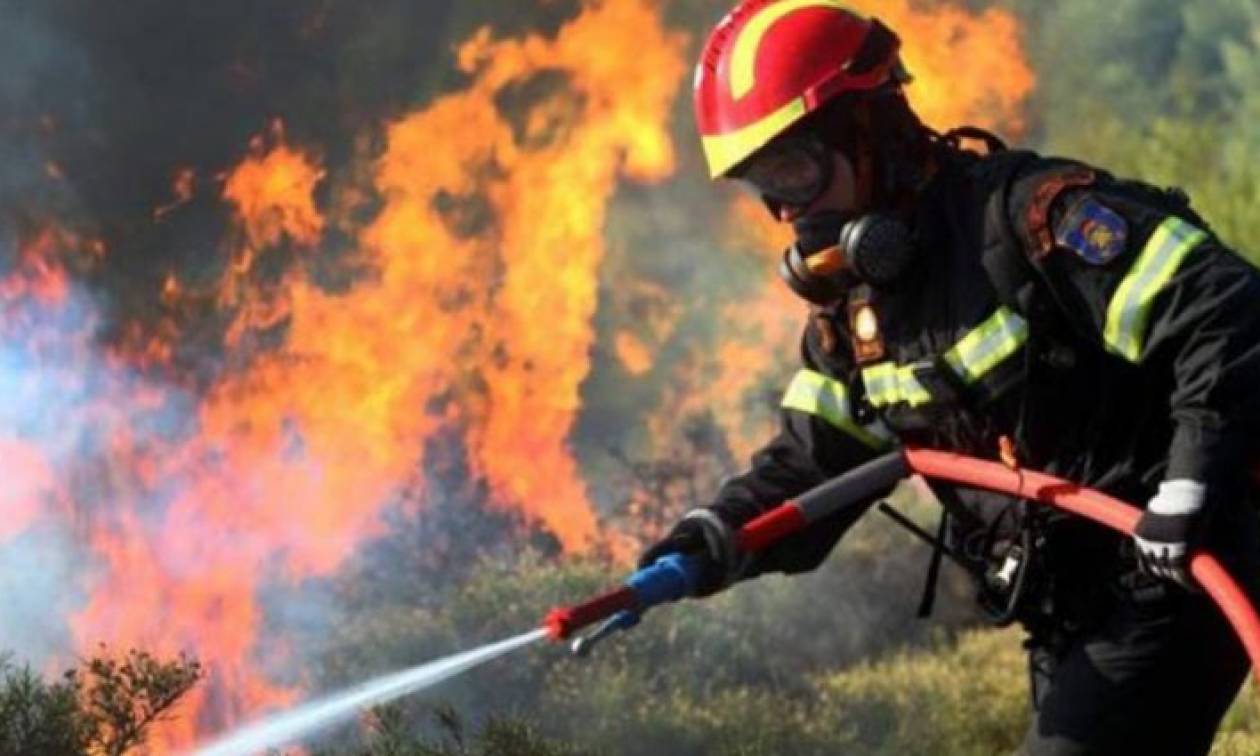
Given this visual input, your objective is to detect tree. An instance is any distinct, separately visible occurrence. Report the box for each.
[0,647,201,756]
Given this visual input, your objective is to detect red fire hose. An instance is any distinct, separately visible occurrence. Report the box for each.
[547,448,1260,684]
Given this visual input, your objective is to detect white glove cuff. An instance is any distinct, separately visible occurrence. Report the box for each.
[1150,479,1206,516]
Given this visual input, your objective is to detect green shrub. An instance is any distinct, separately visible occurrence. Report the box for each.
[0,648,200,756]
[811,628,1027,756]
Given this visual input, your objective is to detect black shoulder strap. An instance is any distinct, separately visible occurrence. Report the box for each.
[976,150,1043,315]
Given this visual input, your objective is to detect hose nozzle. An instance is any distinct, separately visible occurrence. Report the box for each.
[570,610,640,657]
[543,554,705,642]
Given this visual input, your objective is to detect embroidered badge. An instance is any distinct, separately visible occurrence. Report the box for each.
[1055,197,1128,265]
[1025,167,1096,258]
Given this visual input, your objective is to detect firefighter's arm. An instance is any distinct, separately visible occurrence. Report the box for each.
[639,320,897,592]
[1133,243,1260,481]
[1015,180,1260,576]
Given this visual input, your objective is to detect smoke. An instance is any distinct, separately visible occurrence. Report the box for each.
[0,227,213,667]
[0,269,103,660]
[0,7,82,213]
[0,250,202,676]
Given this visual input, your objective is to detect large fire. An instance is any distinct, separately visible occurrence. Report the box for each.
[0,0,1032,749]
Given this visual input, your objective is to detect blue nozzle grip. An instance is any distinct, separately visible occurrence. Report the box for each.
[608,609,641,632]
[626,552,705,611]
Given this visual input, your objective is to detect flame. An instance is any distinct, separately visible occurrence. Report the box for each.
[1,227,70,304]
[1,237,66,549]
[0,239,70,544]
[161,272,182,307]
[849,0,1036,134]
[614,331,655,376]
[154,166,197,221]
[0,439,53,543]
[360,0,685,548]
[610,277,684,364]
[222,121,326,251]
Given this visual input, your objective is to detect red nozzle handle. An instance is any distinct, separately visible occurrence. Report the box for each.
[736,452,909,551]
[545,586,638,641]
[545,507,810,642]
[736,502,808,552]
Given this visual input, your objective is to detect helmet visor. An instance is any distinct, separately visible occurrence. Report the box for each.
[731,136,833,208]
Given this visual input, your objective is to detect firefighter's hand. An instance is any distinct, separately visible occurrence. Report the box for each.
[639,509,740,598]
[1134,480,1206,589]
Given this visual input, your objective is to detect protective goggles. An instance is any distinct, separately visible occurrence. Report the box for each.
[731,135,834,209]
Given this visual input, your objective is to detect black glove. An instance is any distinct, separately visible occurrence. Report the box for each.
[638,509,743,597]
[1134,480,1206,589]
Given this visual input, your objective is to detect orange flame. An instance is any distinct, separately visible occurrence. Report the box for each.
[614,332,655,376]
[1,227,70,304]
[358,0,685,549]
[866,0,1036,134]
[223,121,326,251]
[39,0,686,747]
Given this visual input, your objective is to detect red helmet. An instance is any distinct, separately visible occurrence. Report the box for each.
[694,1,906,178]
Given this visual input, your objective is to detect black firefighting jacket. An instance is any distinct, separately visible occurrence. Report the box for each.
[709,144,1260,588]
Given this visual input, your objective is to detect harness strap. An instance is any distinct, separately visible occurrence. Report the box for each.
[917,511,950,618]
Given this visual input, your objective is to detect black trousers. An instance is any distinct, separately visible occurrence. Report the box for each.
[1021,498,1260,756]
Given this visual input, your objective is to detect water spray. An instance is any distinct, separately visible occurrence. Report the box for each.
[191,629,548,756]
[192,448,1260,755]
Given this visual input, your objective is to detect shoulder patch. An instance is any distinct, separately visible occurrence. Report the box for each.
[1023,166,1097,258]
[1054,196,1129,265]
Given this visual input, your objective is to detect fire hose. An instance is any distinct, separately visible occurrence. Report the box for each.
[544,448,1260,684]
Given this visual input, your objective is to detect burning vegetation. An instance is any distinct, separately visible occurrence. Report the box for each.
[3,0,1259,753]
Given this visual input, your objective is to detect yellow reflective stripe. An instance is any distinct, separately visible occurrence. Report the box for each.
[863,307,1027,409]
[862,363,898,406]
[730,0,849,99]
[700,96,807,178]
[862,362,932,408]
[941,307,1029,385]
[1104,217,1208,362]
[781,369,893,450]
[896,365,932,406]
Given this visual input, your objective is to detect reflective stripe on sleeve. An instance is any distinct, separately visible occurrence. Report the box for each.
[862,306,1027,409]
[1104,217,1208,362]
[862,362,933,408]
[941,307,1029,385]
[781,369,894,450]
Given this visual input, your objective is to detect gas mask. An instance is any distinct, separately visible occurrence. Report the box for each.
[731,134,917,307]
[779,210,916,306]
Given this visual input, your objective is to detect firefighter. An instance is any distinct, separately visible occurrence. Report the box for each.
[640,2,1260,754]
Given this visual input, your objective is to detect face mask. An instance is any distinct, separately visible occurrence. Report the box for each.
[778,210,915,306]
[732,135,833,212]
